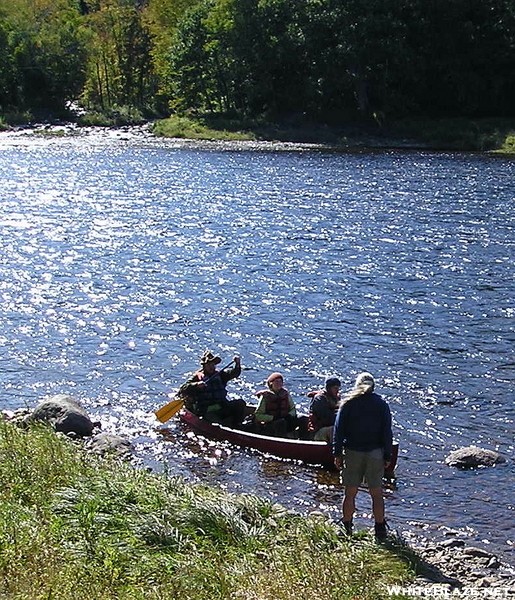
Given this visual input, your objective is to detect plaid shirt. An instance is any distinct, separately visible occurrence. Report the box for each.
[179,364,241,415]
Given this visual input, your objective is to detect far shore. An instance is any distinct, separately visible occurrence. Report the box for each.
[2,113,515,153]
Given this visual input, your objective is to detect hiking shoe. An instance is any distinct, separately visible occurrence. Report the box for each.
[374,521,388,541]
[342,520,353,535]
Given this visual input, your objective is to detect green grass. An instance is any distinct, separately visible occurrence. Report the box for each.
[494,132,515,154]
[152,114,353,144]
[0,418,417,599]
[3,107,515,152]
[31,128,71,137]
[152,115,256,141]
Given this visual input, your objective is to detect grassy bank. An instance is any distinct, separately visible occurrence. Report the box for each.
[152,115,256,141]
[153,114,515,152]
[0,418,417,599]
[387,117,515,152]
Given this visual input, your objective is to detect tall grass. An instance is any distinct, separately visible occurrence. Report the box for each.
[0,418,414,599]
[152,115,255,141]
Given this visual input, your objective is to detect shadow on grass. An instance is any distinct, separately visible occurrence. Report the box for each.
[377,532,463,587]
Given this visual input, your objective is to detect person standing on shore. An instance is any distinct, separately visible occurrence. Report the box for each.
[333,372,393,540]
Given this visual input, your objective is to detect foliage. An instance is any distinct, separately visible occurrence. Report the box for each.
[143,0,199,111]
[389,117,515,151]
[166,0,515,121]
[0,418,415,599]
[80,0,156,113]
[1,0,515,135]
[0,0,88,112]
[165,0,311,117]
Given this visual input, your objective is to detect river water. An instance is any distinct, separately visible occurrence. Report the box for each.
[1,128,514,565]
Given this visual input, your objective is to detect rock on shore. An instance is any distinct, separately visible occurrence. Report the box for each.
[400,528,515,591]
[85,432,133,459]
[27,394,98,437]
[2,395,133,459]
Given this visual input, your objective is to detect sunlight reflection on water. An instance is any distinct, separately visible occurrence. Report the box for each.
[0,132,514,563]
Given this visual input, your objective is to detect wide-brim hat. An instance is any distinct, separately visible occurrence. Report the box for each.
[201,351,222,365]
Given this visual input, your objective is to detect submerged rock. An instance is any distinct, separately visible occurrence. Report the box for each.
[445,446,506,469]
[27,394,97,437]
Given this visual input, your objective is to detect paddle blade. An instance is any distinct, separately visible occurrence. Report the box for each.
[155,398,184,423]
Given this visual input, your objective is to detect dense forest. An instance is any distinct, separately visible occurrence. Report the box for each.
[1,0,514,124]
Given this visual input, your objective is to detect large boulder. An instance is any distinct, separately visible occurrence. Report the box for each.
[28,394,96,437]
[445,446,506,469]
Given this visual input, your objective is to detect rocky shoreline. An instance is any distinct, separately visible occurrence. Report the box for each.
[0,120,428,151]
[2,117,514,154]
[398,529,515,591]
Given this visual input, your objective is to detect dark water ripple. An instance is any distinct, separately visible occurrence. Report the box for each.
[0,133,514,564]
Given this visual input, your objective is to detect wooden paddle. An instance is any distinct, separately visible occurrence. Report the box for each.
[154,360,236,423]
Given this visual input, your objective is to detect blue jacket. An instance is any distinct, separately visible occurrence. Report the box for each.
[332,392,392,461]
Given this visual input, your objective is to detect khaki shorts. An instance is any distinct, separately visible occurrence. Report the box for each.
[313,426,333,443]
[342,448,384,489]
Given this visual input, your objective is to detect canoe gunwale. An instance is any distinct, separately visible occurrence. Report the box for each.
[180,408,333,466]
[179,409,398,473]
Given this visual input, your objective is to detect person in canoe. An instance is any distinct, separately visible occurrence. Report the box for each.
[332,372,393,540]
[307,376,341,442]
[178,351,246,428]
[254,372,298,437]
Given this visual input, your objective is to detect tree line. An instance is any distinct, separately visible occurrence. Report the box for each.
[1,0,514,123]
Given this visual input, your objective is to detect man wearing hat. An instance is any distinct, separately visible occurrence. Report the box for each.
[307,377,341,442]
[178,351,246,427]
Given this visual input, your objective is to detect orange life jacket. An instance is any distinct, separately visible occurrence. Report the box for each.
[256,388,291,419]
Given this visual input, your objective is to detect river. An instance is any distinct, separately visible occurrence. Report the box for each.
[0,127,514,566]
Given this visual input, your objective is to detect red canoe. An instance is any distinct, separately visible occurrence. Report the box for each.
[180,408,398,473]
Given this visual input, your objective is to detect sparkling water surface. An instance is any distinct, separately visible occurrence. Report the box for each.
[1,130,514,565]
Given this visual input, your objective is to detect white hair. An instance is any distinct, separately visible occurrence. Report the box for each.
[354,372,375,389]
[340,372,375,405]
